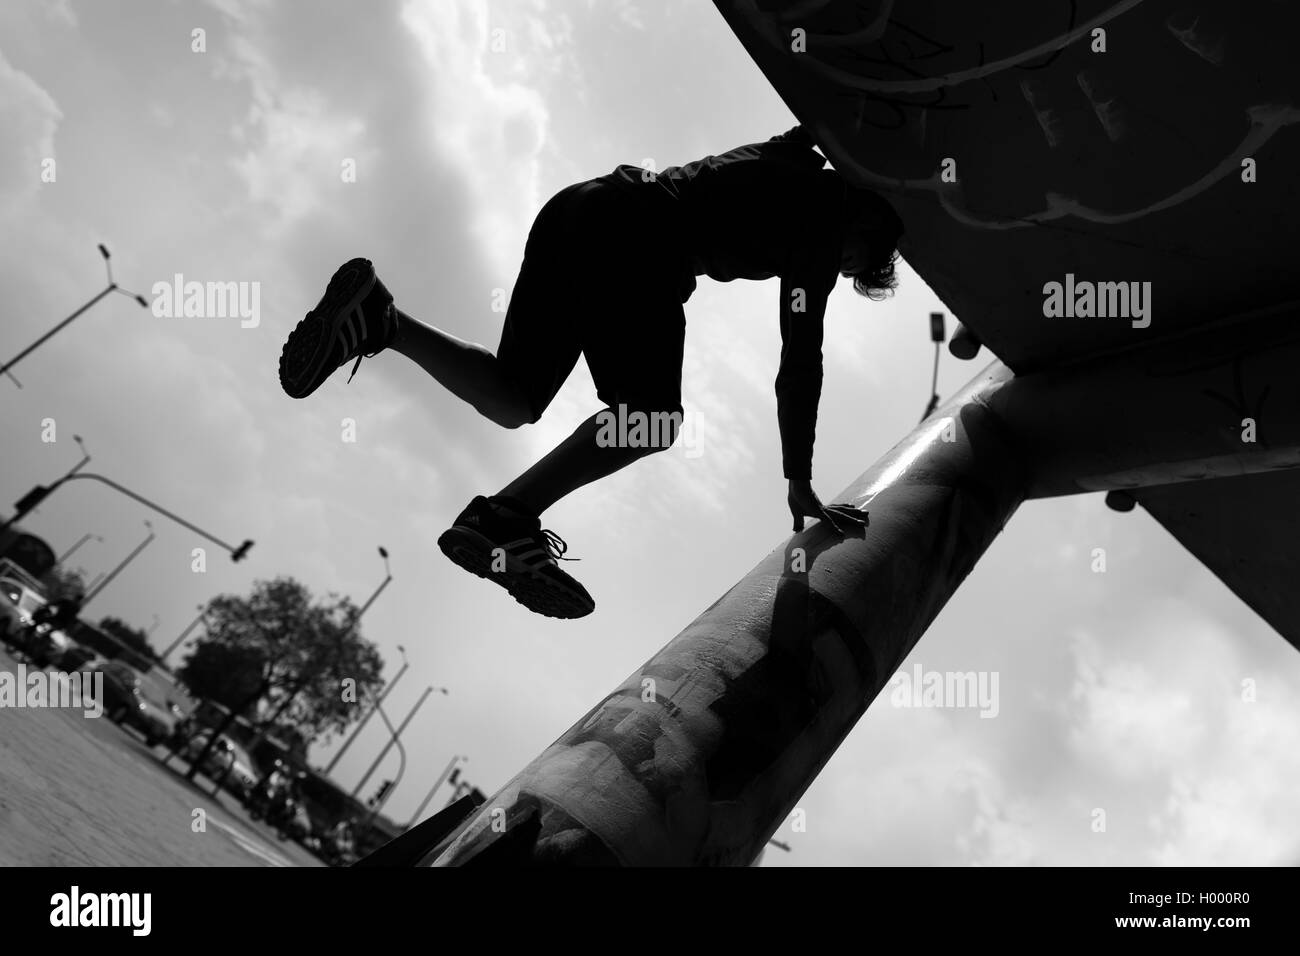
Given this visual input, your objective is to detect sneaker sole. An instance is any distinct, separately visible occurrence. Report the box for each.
[437,526,595,619]
[279,258,378,399]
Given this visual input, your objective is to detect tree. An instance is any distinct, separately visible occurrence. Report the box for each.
[178,640,266,715]
[179,576,385,748]
[42,566,87,606]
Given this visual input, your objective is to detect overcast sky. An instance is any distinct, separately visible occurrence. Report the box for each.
[2,0,1298,866]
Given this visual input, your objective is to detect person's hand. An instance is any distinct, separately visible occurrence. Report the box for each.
[787,479,869,534]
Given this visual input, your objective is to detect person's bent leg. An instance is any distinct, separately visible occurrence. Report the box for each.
[497,405,682,516]
[391,207,582,429]
[390,309,534,428]
[435,403,678,618]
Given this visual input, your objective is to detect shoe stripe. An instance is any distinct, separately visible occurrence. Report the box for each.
[330,304,379,361]
[503,542,555,565]
[500,537,539,551]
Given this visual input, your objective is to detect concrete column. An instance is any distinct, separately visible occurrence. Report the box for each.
[421,363,1029,865]
[409,301,1300,865]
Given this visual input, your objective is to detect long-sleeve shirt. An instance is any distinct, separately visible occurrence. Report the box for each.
[606,127,847,480]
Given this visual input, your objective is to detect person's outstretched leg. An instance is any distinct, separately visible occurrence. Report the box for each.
[389,309,534,428]
[393,181,587,427]
[279,258,400,399]
[278,260,548,429]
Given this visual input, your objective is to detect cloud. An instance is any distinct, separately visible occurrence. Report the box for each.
[0,48,62,214]
[400,0,552,281]
[203,2,371,233]
[231,85,369,230]
[45,0,77,27]
[1067,629,1208,778]
[1064,605,1300,864]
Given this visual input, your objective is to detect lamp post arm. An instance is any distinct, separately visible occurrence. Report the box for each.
[61,473,251,559]
[0,286,115,379]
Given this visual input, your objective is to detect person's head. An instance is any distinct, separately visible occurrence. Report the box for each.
[840,187,903,300]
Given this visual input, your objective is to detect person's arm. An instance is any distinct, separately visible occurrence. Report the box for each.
[775,177,841,483]
[775,185,870,534]
[775,271,828,484]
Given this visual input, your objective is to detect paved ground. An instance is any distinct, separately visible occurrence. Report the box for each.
[0,645,320,867]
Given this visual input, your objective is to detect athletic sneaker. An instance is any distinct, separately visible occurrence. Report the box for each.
[279,257,398,399]
[437,496,595,619]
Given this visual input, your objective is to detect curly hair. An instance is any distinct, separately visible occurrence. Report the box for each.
[844,186,903,300]
[852,250,900,301]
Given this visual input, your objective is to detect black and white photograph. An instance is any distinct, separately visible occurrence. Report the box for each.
[0,0,1292,935]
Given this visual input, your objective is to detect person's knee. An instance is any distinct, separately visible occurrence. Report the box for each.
[481,380,542,429]
[495,413,527,430]
[497,408,539,430]
[599,402,682,453]
[484,400,538,430]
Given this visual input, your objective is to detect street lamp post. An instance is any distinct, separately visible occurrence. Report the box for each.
[161,605,208,664]
[0,436,91,538]
[2,467,252,562]
[80,521,155,608]
[356,546,393,619]
[0,245,150,386]
[406,755,468,829]
[357,702,408,833]
[325,642,408,776]
[64,473,252,561]
[351,685,438,799]
[55,532,102,566]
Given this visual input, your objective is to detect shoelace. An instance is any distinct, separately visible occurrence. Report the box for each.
[540,528,579,562]
[346,306,396,384]
[346,341,390,384]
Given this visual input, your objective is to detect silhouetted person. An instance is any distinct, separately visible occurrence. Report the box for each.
[279,126,902,619]
[28,598,79,648]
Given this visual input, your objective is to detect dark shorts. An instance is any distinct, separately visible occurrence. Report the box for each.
[496,176,692,422]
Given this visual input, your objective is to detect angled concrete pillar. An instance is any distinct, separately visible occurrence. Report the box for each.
[409,304,1300,866]
[420,363,1029,865]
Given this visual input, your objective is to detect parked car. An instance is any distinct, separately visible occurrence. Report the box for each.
[0,578,46,649]
[85,660,175,746]
[58,644,101,671]
[179,732,260,798]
